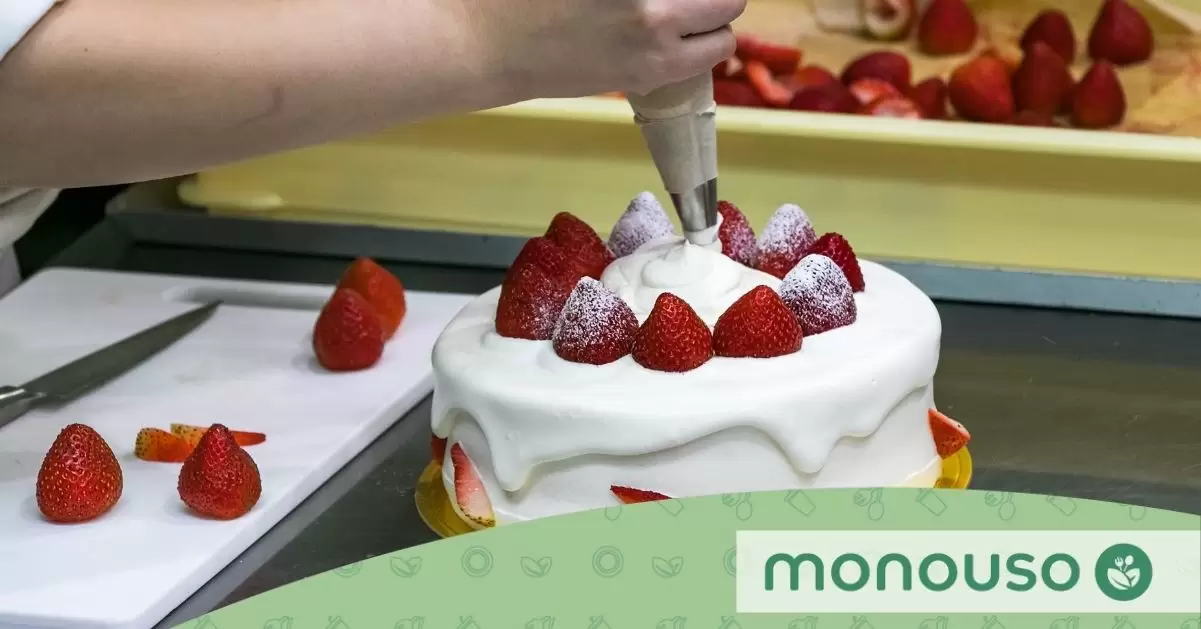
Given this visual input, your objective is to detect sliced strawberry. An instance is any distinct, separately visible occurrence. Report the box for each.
[805,232,865,292]
[170,424,266,447]
[780,254,858,336]
[789,83,860,114]
[431,434,448,464]
[495,260,575,340]
[735,35,803,75]
[786,65,839,92]
[862,96,923,118]
[552,278,638,365]
[745,61,795,107]
[756,204,817,279]
[717,200,758,267]
[450,443,495,529]
[929,408,971,458]
[608,192,676,258]
[544,212,615,279]
[848,78,903,107]
[632,293,713,372]
[713,286,802,358]
[908,77,948,119]
[841,51,912,91]
[611,485,671,504]
[714,79,768,107]
[134,428,193,463]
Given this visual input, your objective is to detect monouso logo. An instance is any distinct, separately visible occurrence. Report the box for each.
[763,549,1083,594]
[1094,543,1153,602]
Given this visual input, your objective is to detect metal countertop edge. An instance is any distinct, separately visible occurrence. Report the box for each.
[105,202,1201,320]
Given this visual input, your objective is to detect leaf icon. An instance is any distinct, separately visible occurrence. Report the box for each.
[1107,567,1133,590]
[652,556,684,578]
[390,556,422,577]
[1125,568,1141,587]
[520,556,553,578]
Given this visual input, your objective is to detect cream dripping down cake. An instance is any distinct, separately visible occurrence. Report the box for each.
[430,193,972,529]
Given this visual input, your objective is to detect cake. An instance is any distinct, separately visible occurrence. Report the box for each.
[429,193,971,529]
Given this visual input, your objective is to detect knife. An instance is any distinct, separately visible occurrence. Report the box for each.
[627,72,720,246]
[0,301,220,430]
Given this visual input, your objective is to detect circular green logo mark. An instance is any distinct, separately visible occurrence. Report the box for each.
[461,545,494,578]
[592,546,625,578]
[1095,543,1152,601]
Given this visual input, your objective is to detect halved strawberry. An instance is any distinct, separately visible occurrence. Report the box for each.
[713,286,803,358]
[611,485,671,504]
[805,233,865,292]
[632,293,713,372]
[717,200,758,267]
[431,435,448,464]
[135,428,193,463]
[170,424,266,448]
[735,35,803,75]
[552,278,638,365]
[544,212,615,279]
[929,408,971,458]
[745,61,795,107]
[450,443,495,529]
[848,78,903,107]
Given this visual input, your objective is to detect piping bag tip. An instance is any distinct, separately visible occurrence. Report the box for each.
[627,74,719,246]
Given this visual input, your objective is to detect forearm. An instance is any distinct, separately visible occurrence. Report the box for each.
[0,0,517,188]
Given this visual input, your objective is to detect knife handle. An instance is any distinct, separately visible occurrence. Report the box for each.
[0,386,37,431]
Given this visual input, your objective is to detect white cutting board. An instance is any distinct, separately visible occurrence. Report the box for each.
[0,267,475,629]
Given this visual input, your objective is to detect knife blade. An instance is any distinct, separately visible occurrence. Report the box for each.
[0,301,220,430]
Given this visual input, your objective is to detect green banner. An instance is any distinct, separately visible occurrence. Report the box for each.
[180,489,1201,629]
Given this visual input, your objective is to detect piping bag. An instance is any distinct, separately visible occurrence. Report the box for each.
[627,73,719,246]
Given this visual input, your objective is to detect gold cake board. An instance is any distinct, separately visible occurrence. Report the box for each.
[415,447,973,539]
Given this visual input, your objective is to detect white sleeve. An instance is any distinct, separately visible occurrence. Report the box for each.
[1,0,60,61]
[2,1,65,249]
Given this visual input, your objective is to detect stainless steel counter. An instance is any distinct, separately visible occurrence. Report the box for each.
[42,213,1201,628]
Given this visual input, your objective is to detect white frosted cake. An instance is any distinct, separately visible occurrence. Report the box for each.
[429,193,971,529]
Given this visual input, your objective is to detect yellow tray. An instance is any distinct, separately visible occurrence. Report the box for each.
[414,447,973,538]
[180,0,1201,283]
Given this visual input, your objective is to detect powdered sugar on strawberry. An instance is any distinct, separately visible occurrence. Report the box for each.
[717,200,758,268]
[779,254,858,336]
[756,204,818,279]
[608,192,676,258]
[553,278,638,365]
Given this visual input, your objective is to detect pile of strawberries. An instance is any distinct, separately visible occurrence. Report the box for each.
[35,422,263,524]
[312,257,408,372]
[710,0,1152,130]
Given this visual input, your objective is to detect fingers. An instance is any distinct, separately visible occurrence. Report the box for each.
[670,25,736,80]
[668,0,747,38]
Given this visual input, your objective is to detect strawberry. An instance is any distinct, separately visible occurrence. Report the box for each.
[908,77,948,119]
[1070,61,1126,129]
[313,288,385,371]
[713,59,733,79]
[841,51,912,91]
[170,423,266,447]
[495,256,576,340]
[714,79,767,107]
[451,443,495,529]
[981,44,1024,76]
[1012,41,1074,116]
[863,0,916,41]
[431,435,448,464]
[544,212,615,279]
[609,192,676,258]
[787,65,839,92]
[862,96,923,118]
[789,83,860,114]
[948,55,1015,123]
[928,408,971,458]
[735,35,803,75]
[848,78,903,107]
[178,424,262,519]
[780,254,858,336]
[713,286,803,358]
[552,277,638,365]
[917,0,978,56]
[509,237,580,291]
[36,424,123,523]
[745,61,794,107]
[1020,9,1077,64]
[806,232,866,292]
[611,485,671,504]
[632,293,713,372]
[756,204,818,279]
[135,428,192,463]
[1088,0,1153,66]
[1010,110,1057,127]
[335,258,406,340]
[717,200,759,267]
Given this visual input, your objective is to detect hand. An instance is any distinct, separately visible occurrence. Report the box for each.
[471,0,746,99]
